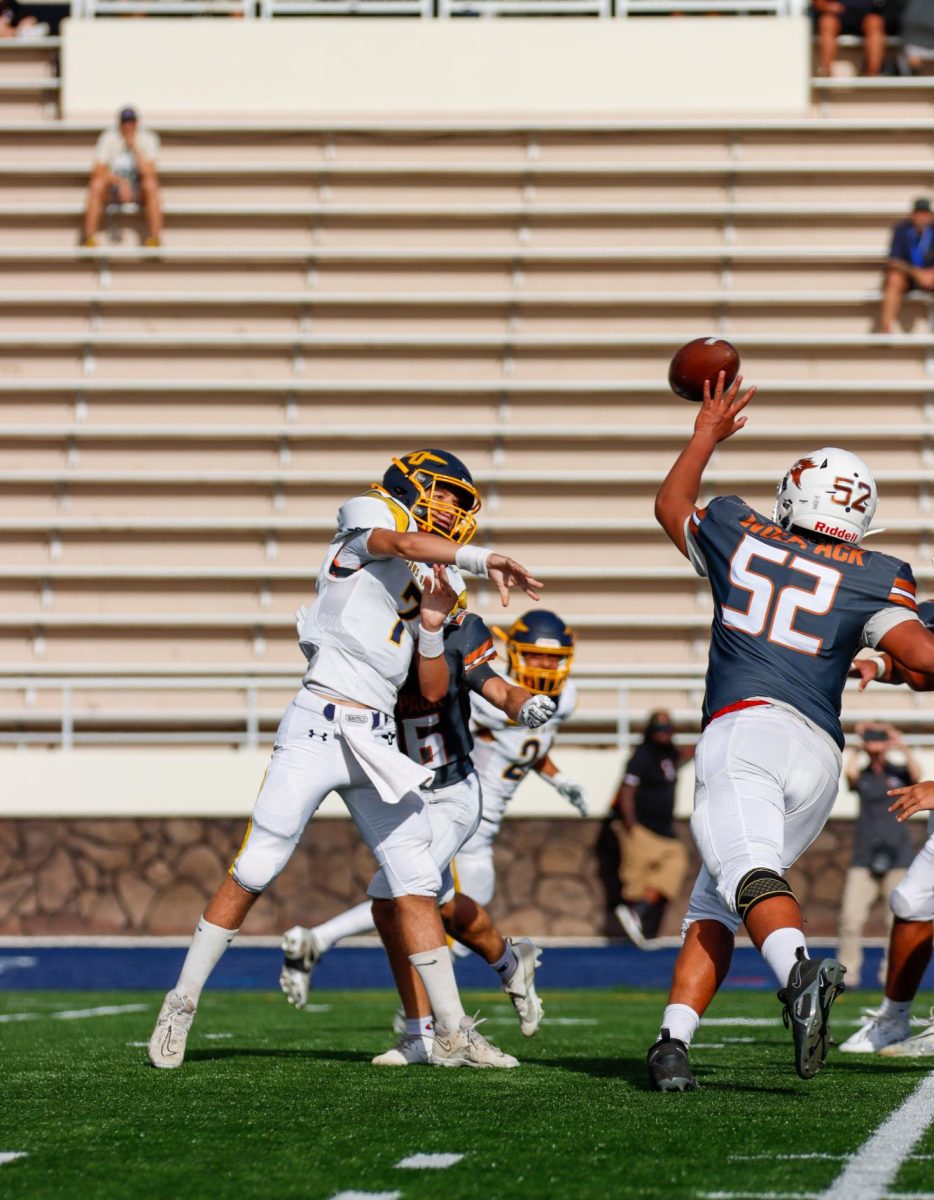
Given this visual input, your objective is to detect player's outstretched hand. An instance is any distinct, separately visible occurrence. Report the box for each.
[694,370,755,445]
[419,563,458,631]
[848,657,879,691]
[889,780,934,821]
[518,694,556,729]
[488,554,544,606]
[555,777,588,816]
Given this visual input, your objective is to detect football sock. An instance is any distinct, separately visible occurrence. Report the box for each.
[880,996,913,1020]
[660,1003,700,1047]
[409,947,467,1034]
[176,916,238,1004]
[761,927,808,986]
[491,942,519,981]
[313,901,375,953]
[405,1016,434,1037]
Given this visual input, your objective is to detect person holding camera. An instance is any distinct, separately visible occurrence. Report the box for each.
[837,722,921,986]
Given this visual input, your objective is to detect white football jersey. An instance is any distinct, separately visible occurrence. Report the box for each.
[469,675,577,823]
[299,487,453,714]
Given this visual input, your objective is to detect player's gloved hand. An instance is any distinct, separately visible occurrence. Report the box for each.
[550,773,589,817]
[518,694,555,729]
[294,604,309,636]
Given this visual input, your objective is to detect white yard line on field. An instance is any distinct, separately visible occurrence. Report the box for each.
[0,1154,27,1166]
[702,1019,781,1027]
[700,1191,819,1198]
[0,1004,146,1024]
[329,1192,402,1200]
[819,1071,934,1200]
[729,1155,849,1163]
[396,1153,464,1170]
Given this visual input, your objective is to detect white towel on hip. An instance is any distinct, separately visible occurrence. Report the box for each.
[339,711,432,805]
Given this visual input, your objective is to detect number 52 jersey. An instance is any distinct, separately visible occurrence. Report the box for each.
[686,495,920,750]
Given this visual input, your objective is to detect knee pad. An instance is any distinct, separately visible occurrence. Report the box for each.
[231,823,295,894]
[735,868,796,922]
[890,881,928,922]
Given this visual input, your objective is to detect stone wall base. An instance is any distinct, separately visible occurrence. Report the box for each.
[0,818,922,938]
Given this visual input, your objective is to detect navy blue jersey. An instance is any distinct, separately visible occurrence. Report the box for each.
[687,496,919,748]
[394,612,498,789]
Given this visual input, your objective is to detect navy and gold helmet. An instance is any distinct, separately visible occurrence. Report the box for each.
[381,449,480,546]
[495,610,574,697]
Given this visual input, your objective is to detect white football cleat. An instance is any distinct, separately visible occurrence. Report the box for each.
[279,925,323,1009]
[839,1007,911,1054]
[501,936,544,1037]
[431,1016,519,1069]
[148,990,197,1069]
[880,1014,934,1057]
[616,904,648,949]
[372,1033,433,1067]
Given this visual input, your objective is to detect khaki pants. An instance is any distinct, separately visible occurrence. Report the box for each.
[837,865,907,987]
[618,822,689,903]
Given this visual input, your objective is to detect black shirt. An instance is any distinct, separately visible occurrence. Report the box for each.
[622,743,681,839]
[394,612,497,790]
[850,759,914,869]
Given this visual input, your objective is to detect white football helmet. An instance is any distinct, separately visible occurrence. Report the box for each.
[773,447,878,545]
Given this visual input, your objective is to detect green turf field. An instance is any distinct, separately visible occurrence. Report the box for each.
[3,988,934,1200]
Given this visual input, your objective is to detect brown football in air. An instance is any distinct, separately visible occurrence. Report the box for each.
[668,337,740,403]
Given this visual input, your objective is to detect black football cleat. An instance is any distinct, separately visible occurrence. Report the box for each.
[647,1028,699,1092]
[777,947,846,1080]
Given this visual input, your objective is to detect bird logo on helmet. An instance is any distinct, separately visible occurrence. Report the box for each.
[380,449,481,546]
[494,610,575,697]
[774,446,879,546]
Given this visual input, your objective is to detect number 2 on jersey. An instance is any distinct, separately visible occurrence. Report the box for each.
[724,534,842,656]
[502,737,542,782]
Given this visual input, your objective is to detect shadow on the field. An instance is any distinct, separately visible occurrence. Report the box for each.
[185,1047,372,1064]
[534,1055,817,1095]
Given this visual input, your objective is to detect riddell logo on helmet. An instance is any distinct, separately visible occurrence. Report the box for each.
[814,521,858,543]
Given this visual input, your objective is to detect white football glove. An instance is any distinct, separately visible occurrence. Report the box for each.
[294,604,309,636]
[549,772,588,817]
[518,694,556,729]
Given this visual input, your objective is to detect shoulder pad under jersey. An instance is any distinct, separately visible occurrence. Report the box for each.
[337,488,414,536]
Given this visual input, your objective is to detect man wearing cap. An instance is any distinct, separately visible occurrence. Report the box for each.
[879,198,934,333]
[613,710,691,948]
[83,105,162,248]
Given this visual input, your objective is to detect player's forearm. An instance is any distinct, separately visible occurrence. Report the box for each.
[368,529,462,564]
[416,652,448,704]
[654,432,718,554]
[478,675,531,722]
[535,754,558,779]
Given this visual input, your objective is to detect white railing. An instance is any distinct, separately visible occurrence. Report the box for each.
[70,0,806,17]
[1,673,931,751]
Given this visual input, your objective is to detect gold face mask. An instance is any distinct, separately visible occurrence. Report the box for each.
[389,454,481,546]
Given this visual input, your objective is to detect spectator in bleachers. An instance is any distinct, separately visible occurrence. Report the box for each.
[879,197,934,333]
[813,0,888,76]
[612,711,690,948]
[837,722,920,986]
[83,106,162,249]
[899,0,934,73]
[0,0,50,37]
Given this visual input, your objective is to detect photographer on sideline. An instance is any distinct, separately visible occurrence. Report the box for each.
[837,722,921,986]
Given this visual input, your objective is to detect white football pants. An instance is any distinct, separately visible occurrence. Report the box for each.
[369,770,482,905]
[450,784,510,909]
[231,689,440,900]
[685,704,841,935]
[890,816,934,922]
